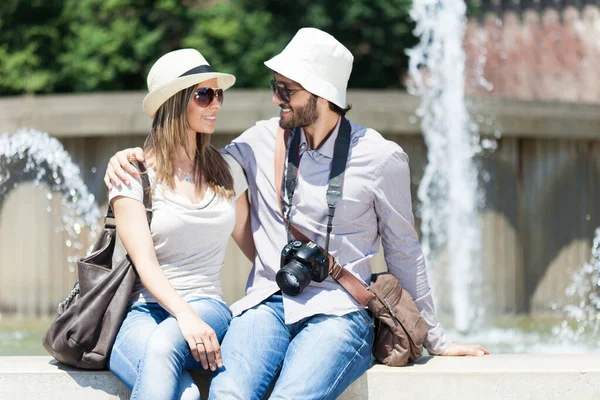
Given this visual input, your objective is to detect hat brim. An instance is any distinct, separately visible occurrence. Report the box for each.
[142,72,236,117]
[264,55,346,108]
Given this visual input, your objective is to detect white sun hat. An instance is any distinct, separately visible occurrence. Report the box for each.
[142,48,236,117]
[264,27,353,108]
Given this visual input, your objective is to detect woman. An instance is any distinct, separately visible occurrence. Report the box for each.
[107,49,253,400]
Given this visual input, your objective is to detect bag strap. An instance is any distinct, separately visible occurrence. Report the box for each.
[274,126,375,307]
[105,161,153,228]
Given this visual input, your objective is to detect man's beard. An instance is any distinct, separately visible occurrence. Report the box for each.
[279,95,318,129]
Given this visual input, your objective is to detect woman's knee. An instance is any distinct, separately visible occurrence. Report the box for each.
[188,298,232,340]
[143,331,188,365]
[108,346,138,390]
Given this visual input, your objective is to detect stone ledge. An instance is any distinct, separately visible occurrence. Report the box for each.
[1,91,598,139]
[2,355,600,399]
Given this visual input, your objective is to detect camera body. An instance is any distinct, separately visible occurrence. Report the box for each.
[276,240,329,296]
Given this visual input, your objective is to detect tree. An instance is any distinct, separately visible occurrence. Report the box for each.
[0,0,66,94]
[0,0,421,95]
[240,0,417,89]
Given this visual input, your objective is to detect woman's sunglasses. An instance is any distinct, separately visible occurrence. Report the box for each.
[193,87,224,108]
[269,78,305,104]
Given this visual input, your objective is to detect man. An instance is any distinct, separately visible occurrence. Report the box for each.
[105,28,488,399]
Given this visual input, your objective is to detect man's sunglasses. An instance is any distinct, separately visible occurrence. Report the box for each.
[193,87,224,108]
[269,78,304,104]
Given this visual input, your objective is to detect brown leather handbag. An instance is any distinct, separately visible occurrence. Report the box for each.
[274,127,428,366]
[367,272,429,365]
[42,162,151,370]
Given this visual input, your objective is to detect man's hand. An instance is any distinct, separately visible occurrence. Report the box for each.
[440,342,490,357]
[103,147,145,190]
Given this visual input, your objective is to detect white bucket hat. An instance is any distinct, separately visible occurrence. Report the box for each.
[264,28,353,108]
[142,48,236,117]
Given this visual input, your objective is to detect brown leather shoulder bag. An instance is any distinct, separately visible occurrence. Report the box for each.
[42,162,151,369]
[274,126,428,366]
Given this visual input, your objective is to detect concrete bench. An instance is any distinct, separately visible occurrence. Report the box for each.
[2,355,600,399]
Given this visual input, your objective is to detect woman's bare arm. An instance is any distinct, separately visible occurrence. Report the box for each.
[231,191,255,262]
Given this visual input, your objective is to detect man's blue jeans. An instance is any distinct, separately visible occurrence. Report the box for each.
[209,294,375,400]
[108,297,231,400]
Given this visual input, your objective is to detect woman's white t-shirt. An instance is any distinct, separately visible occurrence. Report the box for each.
[108,154,248,303]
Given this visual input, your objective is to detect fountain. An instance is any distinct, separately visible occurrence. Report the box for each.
[406,0,600,353]
[554,228,600,341]
[407,0,485,333]
[0,128,102,273]
[0,128,108,353]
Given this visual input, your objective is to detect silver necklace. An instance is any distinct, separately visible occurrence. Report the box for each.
[176,167,193,183]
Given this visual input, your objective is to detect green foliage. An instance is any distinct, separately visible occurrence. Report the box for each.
[244,0,417,89]
[0,0,421,95]
[0,0,65,94]
[57,0,165,92]
[182,3,286,88]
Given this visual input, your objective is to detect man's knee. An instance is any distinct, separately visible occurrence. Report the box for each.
[309,311,374,346]
[179,386,201,400]
[178,373,201,400]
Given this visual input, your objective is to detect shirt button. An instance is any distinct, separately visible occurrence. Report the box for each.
[300,142,307,151]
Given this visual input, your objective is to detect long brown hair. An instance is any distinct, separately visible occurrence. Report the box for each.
[144,86,234,198]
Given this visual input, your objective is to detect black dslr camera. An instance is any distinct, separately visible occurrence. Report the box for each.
[276,240,329,296]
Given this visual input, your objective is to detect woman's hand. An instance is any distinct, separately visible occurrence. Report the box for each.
[440,342,490,356]
[176,308,223,371]
[103,147,145,190]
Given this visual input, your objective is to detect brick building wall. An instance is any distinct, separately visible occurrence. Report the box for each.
[465,0,600,103]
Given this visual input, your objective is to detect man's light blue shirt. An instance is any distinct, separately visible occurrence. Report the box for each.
[224,117,450,354]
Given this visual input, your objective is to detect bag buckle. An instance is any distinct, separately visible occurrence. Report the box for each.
[104,215,116,229]
[330,262,343,280]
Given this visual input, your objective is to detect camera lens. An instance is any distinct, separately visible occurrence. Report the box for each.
[276,259,313,296]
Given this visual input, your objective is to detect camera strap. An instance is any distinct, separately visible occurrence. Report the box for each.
[282,118,351,254]
[274,119,376,307]
[283,127,301,243]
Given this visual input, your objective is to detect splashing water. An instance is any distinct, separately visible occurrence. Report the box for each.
[0,128,102,271]
[407,0,484,332]
[553,228,600,341]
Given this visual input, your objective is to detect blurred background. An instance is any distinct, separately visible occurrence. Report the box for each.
[0,0,599,355]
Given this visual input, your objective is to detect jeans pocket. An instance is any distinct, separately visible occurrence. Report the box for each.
[357,307,374,328]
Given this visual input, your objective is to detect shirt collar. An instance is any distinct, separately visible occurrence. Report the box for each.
[299,117,342,159]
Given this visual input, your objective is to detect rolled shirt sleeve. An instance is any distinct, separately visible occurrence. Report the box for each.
[372,146,450,355]
[223,153,248,200]
[108,169,144,205]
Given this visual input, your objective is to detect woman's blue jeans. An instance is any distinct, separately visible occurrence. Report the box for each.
[208,294,375,400]
[108,297,231,400]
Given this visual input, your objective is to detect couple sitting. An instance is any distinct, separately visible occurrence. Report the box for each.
[105,27,488,400]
